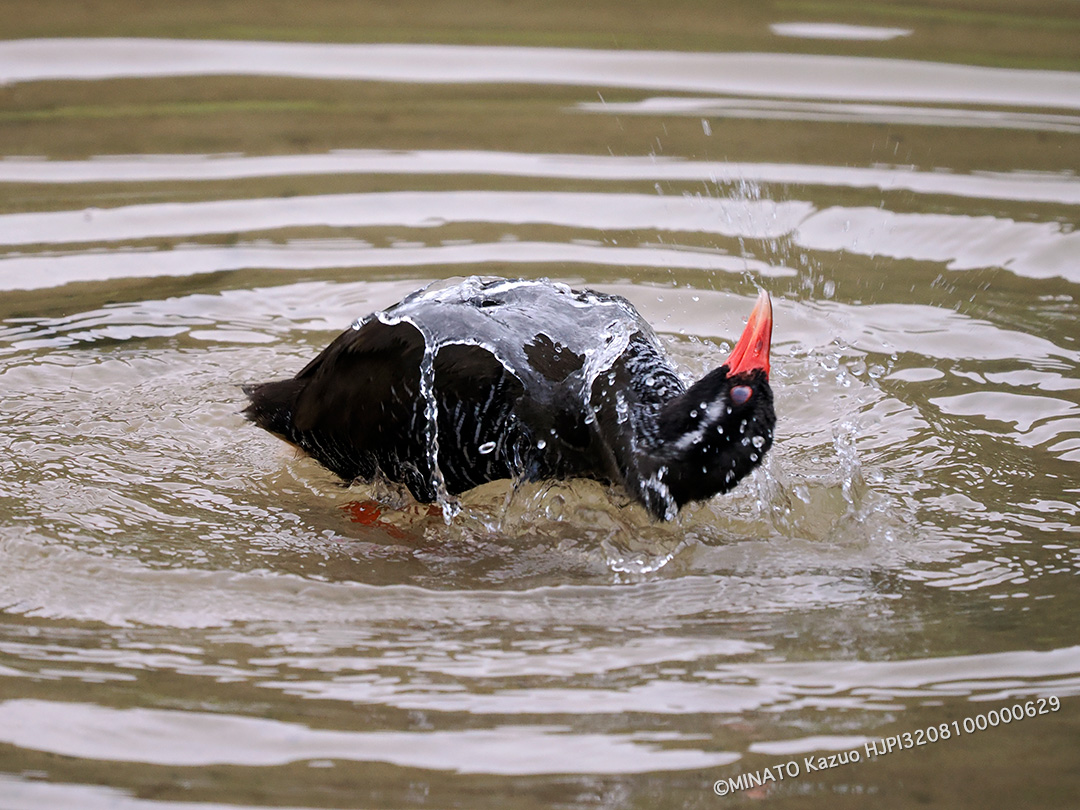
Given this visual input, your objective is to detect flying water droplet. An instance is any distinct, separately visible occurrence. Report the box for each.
[478,441,496,455]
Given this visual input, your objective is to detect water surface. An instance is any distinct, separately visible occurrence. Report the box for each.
[0,3,1078,808]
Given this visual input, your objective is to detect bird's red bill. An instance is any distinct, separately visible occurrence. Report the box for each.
[725,289,773,378]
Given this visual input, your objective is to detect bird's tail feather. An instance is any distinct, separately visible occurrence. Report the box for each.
[241,379,302,439]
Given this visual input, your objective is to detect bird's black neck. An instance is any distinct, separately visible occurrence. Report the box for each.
[589,341,774,519]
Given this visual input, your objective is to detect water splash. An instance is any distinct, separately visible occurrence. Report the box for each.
[833,416,864,510]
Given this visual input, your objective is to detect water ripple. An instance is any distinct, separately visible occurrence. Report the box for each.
[2,39,1077,109]
[0,241,793,294]
[0,190,808,246]
[2,150,1075,205]
[0,699,739,773]
[579,97,1080,134]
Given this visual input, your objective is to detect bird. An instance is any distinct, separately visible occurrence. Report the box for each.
[243,276,775,521]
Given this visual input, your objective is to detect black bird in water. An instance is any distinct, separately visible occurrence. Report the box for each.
[244,277,775,520]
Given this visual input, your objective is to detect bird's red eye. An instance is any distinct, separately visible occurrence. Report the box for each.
[731,385,752,406]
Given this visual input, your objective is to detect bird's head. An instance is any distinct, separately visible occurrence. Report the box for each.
[651,290,776,510]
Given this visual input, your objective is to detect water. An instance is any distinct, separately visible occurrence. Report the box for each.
[1,3,1078,807]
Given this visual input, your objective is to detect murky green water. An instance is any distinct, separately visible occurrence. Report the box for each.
[1,3,1078,808]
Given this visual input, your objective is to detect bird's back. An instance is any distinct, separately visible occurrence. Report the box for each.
[244,277,685,503]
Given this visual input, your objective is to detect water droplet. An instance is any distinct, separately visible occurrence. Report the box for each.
[536,439,547,450]
[701,118,712,136]
[752,435,765,449]
[478,441,496,455]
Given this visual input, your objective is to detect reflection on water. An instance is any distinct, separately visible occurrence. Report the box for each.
[0,12,1078,810]
[1,150,1076,204]
[0,699,740,773]
[770,23,914,41]
[3,39,1079,109]
[0,242,793,293]
[579,96,1080,134]
[1,188,1075,282]
[0,191,809,245]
